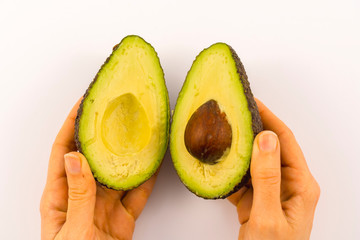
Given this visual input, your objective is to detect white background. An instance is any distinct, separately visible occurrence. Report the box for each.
[1,0,359,239]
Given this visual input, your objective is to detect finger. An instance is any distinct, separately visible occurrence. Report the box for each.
[94,186,126,234]
[236,188,253,225]
[54,98,82,150]
[64,152,96,227]
[122,172,158,220]
[95,184,125,222]
[227,186,248,206]
[255,99,309,171]
[47,98,82,182]
[97,184,126,203]
[238,224,247,240]
[250,131,282,217]
[109,201,135,239]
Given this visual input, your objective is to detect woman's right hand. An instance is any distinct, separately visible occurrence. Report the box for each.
[228,100,320,240]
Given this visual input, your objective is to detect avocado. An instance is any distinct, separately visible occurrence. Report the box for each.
[170,43,262,199]
[75,35,169,190]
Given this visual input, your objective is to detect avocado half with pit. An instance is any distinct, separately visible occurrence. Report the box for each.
[170,43,263,199]
[75,35,169,190]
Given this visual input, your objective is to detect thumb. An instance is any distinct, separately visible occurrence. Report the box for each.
[64,152,96,226]
[250,131,282,217]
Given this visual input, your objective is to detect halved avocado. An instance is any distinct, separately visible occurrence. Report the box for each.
[75,35,169,191]
[170,43,262,199]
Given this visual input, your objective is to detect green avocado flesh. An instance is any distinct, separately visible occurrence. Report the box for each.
[75,35,169,190]
[170,43,262,199]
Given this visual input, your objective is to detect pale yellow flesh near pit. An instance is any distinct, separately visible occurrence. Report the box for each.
[79,36,168,190]
[171,43,253,198]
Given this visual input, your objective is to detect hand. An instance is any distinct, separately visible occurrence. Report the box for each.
[40,99,158,240]
[228,99,320,240]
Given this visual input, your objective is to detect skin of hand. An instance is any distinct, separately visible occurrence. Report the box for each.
[228,99,320,240]
[40,99,158,240]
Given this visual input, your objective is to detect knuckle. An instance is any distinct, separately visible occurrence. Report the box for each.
[238,214,249,225]
[278,127,295,140]
[300,177,321,203]
[68,184,96,201]
[39,199,60,220]
[41,207,60,220]
[287,128,295,138]
[237,208,250,225]
[137,186,150,199]
[39,192,49,217]
[310,179,321,201]
[254,168,281,186]
[40,194,44,212]
[39,199,46,217]
[251,218,282,233]
[52,141,70,151]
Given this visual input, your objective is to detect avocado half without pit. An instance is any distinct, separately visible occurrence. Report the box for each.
[170,43,263,199]
[75,35,169,191]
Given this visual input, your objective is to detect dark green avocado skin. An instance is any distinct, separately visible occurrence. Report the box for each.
[181,45,263,199]
[229,46,263,140]
[74,35,170,190]
[222,46,263,199]
[74,46,115,190]
[74,41,120,157]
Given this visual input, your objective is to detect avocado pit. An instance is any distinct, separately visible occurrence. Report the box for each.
[184,99,232,164]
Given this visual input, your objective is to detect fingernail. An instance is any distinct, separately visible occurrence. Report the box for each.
[258,131,278,152]
[64,153,81,174]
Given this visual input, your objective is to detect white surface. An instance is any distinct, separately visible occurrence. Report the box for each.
[1,0,359,239]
